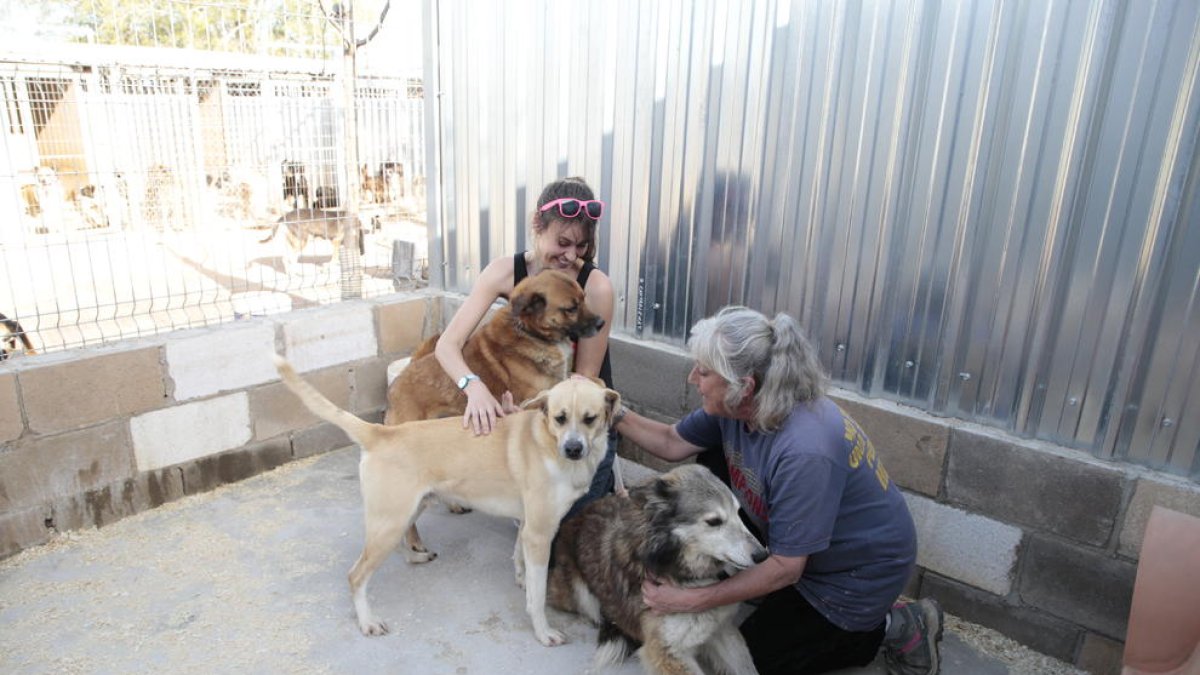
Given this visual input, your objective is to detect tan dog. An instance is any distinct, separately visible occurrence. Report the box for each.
[273,354,621,646]
[384,269,605,424]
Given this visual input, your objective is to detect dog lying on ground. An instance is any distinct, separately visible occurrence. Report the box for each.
[259,208,363,272]
[273,354,621,646]
[0,312,36,361]
[549,464,768,674]
[384,270,605,424]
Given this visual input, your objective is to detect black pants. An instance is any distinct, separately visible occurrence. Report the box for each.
[695,448,886,675]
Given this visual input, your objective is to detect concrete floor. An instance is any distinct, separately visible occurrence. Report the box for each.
[0,447,1080,674]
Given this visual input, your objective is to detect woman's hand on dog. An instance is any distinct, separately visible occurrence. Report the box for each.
[642,574,710,614]
[499,391,522,414]
[463,381,506,435]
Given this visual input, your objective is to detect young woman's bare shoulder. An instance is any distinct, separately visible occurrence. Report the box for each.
[476,255,517,296]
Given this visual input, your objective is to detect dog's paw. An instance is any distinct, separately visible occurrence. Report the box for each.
[537,628,567,647]
[359,619,390,636]
[403,547,437,564]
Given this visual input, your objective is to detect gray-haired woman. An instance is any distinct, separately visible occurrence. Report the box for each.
[612,305,943,675]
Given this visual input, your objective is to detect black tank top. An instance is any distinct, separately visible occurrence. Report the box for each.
[513,252,614,388]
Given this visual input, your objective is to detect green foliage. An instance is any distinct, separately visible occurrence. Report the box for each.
[61,0,344,56]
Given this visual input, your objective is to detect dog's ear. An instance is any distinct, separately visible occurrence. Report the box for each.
[639,476,681,575]
[510,291,547,319]
[521,390,550,412]
[604,389,622,419]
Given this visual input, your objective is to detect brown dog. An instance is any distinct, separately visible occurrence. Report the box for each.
[259,207,363,271]
[274,354,621,646]
[384,269,605,424]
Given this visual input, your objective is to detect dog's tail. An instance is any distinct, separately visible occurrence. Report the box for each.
[273,353,377,447]
[593,620,638,669]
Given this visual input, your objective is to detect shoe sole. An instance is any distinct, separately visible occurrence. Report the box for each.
[924,599,944,675]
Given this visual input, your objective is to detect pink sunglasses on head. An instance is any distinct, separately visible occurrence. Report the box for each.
[539,197,605,220]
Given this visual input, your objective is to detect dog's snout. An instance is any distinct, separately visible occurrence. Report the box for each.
[752,547,769,564]
[563,438,584,460]
[568,316,605,340]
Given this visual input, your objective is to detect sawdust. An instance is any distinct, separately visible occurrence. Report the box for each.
[946,614,1087,674]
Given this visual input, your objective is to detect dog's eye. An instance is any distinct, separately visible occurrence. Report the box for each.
[705,517,724,527]
[583,414,597,425]
[554,413,568,425]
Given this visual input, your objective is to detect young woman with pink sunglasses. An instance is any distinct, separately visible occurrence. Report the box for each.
[432,176,618,511]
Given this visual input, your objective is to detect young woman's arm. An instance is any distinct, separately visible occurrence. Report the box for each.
[434,256,515,435]
[573,268,615,379]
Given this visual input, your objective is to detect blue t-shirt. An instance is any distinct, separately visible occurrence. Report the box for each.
[675,398,917,631]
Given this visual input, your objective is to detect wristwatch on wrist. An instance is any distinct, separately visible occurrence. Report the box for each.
[457,373,481,390]
[612,405,629,426]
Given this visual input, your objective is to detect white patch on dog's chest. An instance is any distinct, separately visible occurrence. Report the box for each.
[542,458,590,504]
[556,342,572,378]
[659,604,736,651]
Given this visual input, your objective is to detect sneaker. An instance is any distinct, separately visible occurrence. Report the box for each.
[882,598,944,675]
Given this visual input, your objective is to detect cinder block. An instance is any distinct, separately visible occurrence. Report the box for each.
[439,294,466,330]
[617,457,660,487]
[0,420,135,511]
[616,407,692,472]
[167,323,277,400]
[54,467,187,532]
[1118,477,1200,558]
[834,394,947,498]
[946,427,1126,546]
[610,336,693,416]
[293,422,353,459]
[0,506,52,559]
[130,393,252,471]
[352,355,390,414]
[138,466,187,510]
[1018,534,1136,640]
[921,574,1081,663]
[22,347,166,435]
[249,367,351,440]
[378,296,433,355]
[281,303,377,373]
[1077,632,1124,675]
[0,372,21,443]
[905,493,1021,596]
[179,440,293,495]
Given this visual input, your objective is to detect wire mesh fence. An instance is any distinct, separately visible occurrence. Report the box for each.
[0,1,426,358]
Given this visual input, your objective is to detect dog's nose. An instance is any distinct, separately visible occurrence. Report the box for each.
[752,548,769,564]
[563,439,584,460]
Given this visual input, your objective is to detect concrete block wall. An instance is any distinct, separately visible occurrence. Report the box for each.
[0,290,441,559]
[608,335,1200,674]
[4,292,1199,673]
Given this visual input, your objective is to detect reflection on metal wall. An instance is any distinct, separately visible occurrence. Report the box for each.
[427,0,1200,479]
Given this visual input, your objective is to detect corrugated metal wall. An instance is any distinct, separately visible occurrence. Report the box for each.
[424,0,1200,479]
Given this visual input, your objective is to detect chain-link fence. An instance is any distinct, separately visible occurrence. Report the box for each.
[0,1,426,356]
